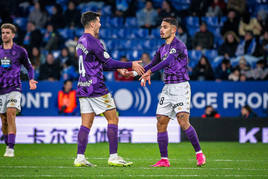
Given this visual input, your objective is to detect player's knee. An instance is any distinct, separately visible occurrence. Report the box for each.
[107,116,118,125]
[177,113,190,130]
[7,112,16,120]
[157,120,168,132]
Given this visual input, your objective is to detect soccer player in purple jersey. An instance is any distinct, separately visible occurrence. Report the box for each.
[0,23,37,157]
[140,17,206,167]
[73,11,144,167]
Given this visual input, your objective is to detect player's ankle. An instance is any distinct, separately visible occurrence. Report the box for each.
[77,154,85,159]
[196,150,202,154]
[109,153,118,159]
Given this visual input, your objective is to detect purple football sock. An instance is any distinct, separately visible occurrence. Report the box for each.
[184,126,201,152]
[4,134,8,146]
[158,132,168,158]
[77,126,90,154]
[107,124,118,154]
[8,134,15,149]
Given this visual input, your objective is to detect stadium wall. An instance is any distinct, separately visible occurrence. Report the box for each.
[182,117,268,143]
[20,81,268,117]
[0,117,267,144]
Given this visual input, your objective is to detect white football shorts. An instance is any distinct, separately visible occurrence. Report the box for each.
[79,93,116,115]
[156,81,191,120]
[0,91,22,113]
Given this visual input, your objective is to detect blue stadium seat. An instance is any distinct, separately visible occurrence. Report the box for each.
[111,50,120,59]
[79,2,105,13]
[101,5,112,16]
[40,28,46,35]
[172,0,190,11]
[202,17,219,27]
[150,28,160,38]
[128,28,149,39]
[58,28,74,39]
[113,28,125,38]
[126,39,135,49]
[155,39,164,48]
[104,39,119,51]
[186,16,199,27]
[207,26,223,48]
[149,50,157,59]
[100,16,110,28]
[203,50,218,62]
[188,59,199,69]
[99,28,112,38]
[126,50,143,60]
[219,16,227,26]
[117,39,126,49]
[188,26,199,36]
[188,50,202,61]
[125,17,139,28]
[46,6,54,15]
[75,28,84,37]
[253,4,268,16]
[13,17,27,30]
[56,0,68,5]
[110,17,124,28]
[142,39,156,50]
[103,71,114,81]
[131,39,143,50]
[52,50,61,59]
[151,0,163,8]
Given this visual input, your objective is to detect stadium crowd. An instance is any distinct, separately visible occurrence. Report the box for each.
[0,0,267,82]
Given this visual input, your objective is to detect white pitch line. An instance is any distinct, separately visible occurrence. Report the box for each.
[3,157,268,162]
[0,166,267,171]
[2,174,268,178]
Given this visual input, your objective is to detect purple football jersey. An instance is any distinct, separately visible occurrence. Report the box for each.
[144,37,190,84]
[76,33,132,98]
[0,43,34,95]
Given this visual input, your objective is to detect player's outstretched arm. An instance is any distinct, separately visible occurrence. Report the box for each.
[29,79,38,90]
[132,60,144,75]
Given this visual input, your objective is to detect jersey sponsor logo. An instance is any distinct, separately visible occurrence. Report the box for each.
[173,102,184,108]
[1,57,11,68]
[7,99,18,103]
[7,99,18,107]
[104,51,110,59]
[78,80,93,87]
[169,48,176,54]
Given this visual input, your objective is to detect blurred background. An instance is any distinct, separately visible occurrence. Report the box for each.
[0,0,267,143]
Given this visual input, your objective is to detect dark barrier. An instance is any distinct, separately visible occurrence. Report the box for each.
[181,118,268,143]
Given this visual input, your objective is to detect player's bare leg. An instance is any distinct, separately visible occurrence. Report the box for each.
[104,109,133,167]
[4,108,17,157]
[74,113,96,167]
[152,115,170,167]
[1,114,9,156]
[177,112,206,166]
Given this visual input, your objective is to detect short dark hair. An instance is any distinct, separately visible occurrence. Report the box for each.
[64,79,72,85]
[81,11,101,27]
[1,23,16,34]
[162,17,178,28]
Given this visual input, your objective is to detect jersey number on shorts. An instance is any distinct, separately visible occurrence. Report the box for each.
[79,55,86,77]
[159,97,165,105]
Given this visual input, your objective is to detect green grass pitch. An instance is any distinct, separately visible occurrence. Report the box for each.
[0,142,268,178]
